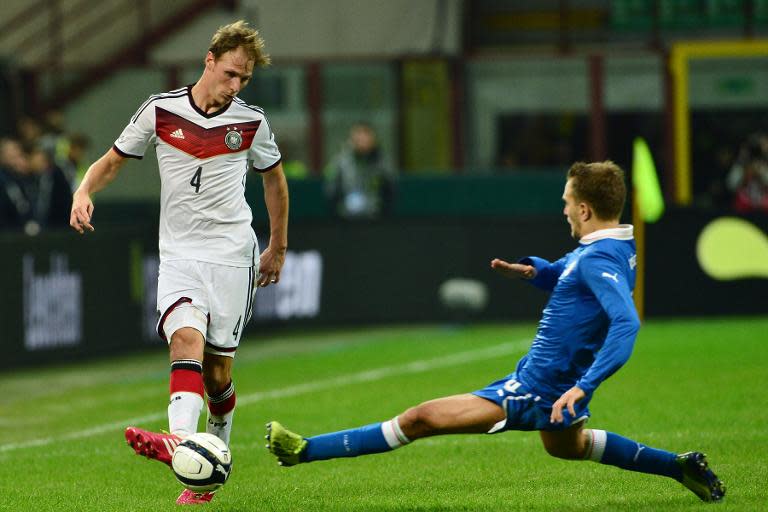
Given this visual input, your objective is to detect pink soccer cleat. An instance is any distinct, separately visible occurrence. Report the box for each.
[124,426,181,466]
[176,489,216,505]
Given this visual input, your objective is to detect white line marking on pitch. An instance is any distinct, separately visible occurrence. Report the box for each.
[0,339,527,454]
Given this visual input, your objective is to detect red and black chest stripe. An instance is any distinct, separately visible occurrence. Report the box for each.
[156,107,261,159]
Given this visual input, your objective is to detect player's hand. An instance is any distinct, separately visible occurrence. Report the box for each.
[257,245,286,287]
[550,386,586,424]
[490,259,536,279]
[70,190,95,234]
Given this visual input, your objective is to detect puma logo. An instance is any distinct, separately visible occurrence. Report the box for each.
[215,464,229,477]
[601,272,619,283]
[633,444,646,462]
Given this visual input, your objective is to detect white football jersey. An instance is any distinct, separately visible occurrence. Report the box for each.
[114,86,281,267]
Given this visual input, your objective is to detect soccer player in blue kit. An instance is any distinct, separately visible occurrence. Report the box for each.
[266,161,725,503]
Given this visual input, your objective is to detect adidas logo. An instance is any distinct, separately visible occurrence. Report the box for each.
[170,128,185,139]
[162,436,181,455]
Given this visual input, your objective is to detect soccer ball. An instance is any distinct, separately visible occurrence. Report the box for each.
[171,433,232,492]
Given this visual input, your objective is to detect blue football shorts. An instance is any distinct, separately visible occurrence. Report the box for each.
[472,372,591,433]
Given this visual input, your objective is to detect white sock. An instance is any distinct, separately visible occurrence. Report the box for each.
[585,429,608,462]
[381,416,411,449]
[206,380,236,445]
[168,391,204,437]
[206,409,235,445]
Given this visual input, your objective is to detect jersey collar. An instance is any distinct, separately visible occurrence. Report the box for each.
[579,224,634,245]
[186,85,232,119]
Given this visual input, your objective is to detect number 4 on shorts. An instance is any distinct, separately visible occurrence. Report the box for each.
[232,316,242,338]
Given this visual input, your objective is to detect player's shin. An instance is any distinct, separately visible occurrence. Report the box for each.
[584,429,682,480]
[206,381,236,445]
[168,359,205,437]
[304,416,411,462]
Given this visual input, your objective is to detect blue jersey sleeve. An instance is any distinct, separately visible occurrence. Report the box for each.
[574,250,640,395]
[518,255,569,291]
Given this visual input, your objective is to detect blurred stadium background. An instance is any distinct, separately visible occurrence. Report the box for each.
[1,1,767,509]
[1,0,766,367]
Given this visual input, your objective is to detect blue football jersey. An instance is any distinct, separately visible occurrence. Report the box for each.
[515,225,640,406]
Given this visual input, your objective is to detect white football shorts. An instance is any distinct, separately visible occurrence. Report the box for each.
[156,259,257,357]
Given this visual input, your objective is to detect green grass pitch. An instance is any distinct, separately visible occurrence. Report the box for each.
[1,317,766,511]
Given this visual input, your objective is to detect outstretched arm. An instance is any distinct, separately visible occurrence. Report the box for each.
[490,259,536,279]
[70,148,127,234]
[492,254,570,291]
[258,162,289,287]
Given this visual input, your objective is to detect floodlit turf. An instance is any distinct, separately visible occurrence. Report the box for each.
[1,317,766,511]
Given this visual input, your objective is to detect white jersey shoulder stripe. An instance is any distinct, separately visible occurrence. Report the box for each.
[131,89,188,123]
[132,88,185,113]
[232,99,274,137]
[231,98,274,137]
[232,96,264,114]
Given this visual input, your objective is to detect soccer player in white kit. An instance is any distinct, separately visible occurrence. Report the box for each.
[70,21,288,505]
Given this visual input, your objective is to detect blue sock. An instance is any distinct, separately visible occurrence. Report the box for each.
[592,431,682,480]
[303,422,394,462]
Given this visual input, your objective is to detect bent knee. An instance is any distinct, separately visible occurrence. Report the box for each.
[541,431,589,460]
[170,327,204,349]
[399,403,443,438]
[169,328,205,362]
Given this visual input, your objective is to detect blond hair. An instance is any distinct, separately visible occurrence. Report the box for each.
[208,20,270,67]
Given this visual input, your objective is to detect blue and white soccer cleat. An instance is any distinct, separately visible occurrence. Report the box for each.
[676,452,726,502]
[265,421,307,467]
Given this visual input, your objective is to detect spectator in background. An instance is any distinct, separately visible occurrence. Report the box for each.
[0,138,34,230]
[726,133,768,213]
[704,145,735,210]
[324,122,395,219]
[39,109,67,161]
[0,138,71,234]
[28,146,72,227]
[16,116,43,150]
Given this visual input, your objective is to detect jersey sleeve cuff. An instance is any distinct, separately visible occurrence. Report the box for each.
[112,144,143,160]
[518,256,554,290]
[252,158,282,173]
[575,380,594,395]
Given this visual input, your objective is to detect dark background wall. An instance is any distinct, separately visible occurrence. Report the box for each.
[3,207,765,369]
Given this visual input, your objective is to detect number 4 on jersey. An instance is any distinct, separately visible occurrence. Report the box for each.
[190,166,202,193]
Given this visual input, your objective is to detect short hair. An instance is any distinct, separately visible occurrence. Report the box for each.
[208,20,270,67]
[566,161,627,221]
